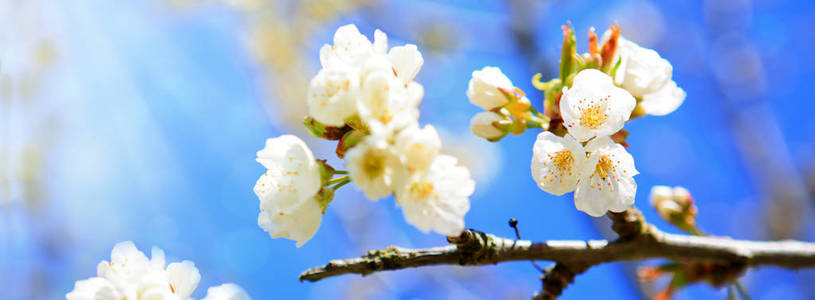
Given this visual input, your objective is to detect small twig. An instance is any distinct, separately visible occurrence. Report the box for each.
[509,218,546,273]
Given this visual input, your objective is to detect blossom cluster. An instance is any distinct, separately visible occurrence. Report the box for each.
[66,241,249,300]
[253,25,475,247]
[467,24,685,217]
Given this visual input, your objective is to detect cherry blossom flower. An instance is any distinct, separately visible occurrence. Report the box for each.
[469,111,506,140]
[560,69,636,142]
[395,154,474,236]
[467,66,514,111]
[254,135,323,246]
[531,132,587,195]
[67,241,203,300]
[345,133,409,200]
[574,137,639,217]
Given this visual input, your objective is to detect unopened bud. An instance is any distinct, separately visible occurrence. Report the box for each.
[655,199,682,222]
[470,111,506,140]
[650,185,699,234]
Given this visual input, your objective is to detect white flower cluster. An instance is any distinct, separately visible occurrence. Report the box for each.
[528,69,639,217]
[66,241,249,300]
[525,30,686,217]
[253,25,475,246]
[317,25,474,237]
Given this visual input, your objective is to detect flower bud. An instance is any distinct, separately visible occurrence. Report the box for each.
[467,67,514,110]
[649,185,699,234]
[470,111,506,140]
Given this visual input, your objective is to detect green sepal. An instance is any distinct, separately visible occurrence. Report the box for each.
[304,117,351,140]
[335,129,365,159]
[315,159,336,186]
[344,115,368,134]
[304,116,328,139]
[314,187,334,214]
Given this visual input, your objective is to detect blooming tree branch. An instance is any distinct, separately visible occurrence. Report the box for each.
[300,208,815,297]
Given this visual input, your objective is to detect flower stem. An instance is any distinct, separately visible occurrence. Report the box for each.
[334,170,348,175]
[329,176,351,190]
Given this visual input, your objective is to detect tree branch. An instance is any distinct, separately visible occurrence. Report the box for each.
[300,208,815,296]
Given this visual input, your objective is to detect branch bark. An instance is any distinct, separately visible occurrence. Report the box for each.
[300,209,815,295]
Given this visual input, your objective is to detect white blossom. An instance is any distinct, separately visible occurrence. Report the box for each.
[307,67,359,126]
[319,24,385,69]
[345,133,408,200]
[309,25,425,131]
[394,124,441,172]
[469,111,505,140]
[202,283,251,300]
[67,241,202,300]
[467,66,514,110]
[388,44,424,85]
[531,132,586,195]
[395,154,474,236]
[604,31,686,116]
[574,137,639,217]
[560,69,636,142]
[254,135,323,246]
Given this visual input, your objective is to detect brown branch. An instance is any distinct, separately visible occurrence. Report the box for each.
[300,209,815,296]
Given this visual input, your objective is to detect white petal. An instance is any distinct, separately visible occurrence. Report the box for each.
[97,241,150,284]
[616,37,673,98]
[574,177,610,217]
[466,66,513,110]
[395,125,441,171]
[469,111,505,139]
[306,67,359,126]
[388,44,423,84]
[395,154,474,236]
[373,29,388,54]
[258,196,322,247]
[640,80,685,116]
[165,261,201,299]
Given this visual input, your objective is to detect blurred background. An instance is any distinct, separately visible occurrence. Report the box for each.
[1,0,814,299]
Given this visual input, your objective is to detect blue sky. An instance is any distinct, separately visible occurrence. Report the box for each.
[1,0,814,299]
